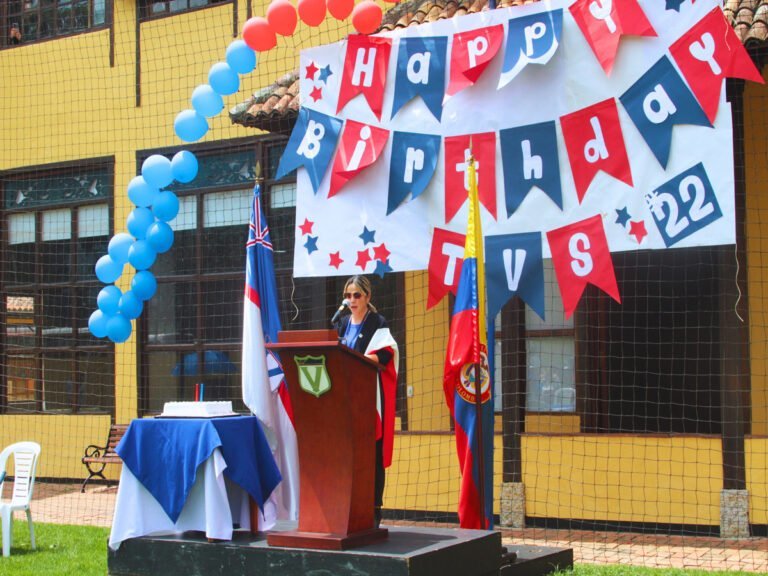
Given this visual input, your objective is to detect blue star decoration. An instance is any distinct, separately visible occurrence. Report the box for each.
[318,65,333,84]
[374,259,393,278]
[665,0,686,12]
[359,226,376,245]
[304,235,318,254]
[615,207,631,228]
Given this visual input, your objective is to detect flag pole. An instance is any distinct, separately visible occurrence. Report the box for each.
[467,150,487,530]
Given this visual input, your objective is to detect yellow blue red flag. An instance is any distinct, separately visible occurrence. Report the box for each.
[443,154,494,529]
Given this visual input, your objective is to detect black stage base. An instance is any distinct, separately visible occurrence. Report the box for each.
[108,524,573,576]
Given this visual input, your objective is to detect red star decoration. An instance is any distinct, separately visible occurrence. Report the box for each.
[356,248,372,271]
[305,61,319,80]
[329,251,344,269]
[372,243,391,262]
[298,218,314,235]
[310,86,323,102]
[629,220,648,244]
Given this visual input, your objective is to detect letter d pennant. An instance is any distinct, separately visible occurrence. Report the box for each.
[547,214,620,319]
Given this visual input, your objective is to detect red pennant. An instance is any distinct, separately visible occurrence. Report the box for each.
[569,0,656,75]
[328,120,390,197]
[560,98,633,204]
[337,35,392,121]
[547,214,620,319]
[670,7,764,123]
[427,228,466,309]
[444,133,497,224]
[446,25,504,97]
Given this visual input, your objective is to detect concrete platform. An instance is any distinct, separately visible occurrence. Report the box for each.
[108,524,572,576]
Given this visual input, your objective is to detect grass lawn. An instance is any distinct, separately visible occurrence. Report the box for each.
[0,520,760,576]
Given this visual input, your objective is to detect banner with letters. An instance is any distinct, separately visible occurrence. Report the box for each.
[282,0,763,316]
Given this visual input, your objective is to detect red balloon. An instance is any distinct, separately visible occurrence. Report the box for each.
[242,17,277,52]
[267,0,298,37]
[351,1,382,35]
[298,0,326,27]
[327,0,353,20]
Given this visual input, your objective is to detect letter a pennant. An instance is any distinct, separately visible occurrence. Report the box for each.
[328,120,389,197]
[569,0,656,75]
[669,7,764,124]
[446,25,504,97]
[337,35,393,120]
[547,214,620,319]
[560,98,633,204]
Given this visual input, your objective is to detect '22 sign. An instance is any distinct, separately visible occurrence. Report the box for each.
[644,163,723,247]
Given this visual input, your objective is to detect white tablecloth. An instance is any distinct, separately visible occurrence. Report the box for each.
[109,448,276,550]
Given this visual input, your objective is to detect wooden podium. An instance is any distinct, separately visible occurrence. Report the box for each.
[265,329,388,550]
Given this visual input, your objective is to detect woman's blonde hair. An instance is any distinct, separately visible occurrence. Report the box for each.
[344,275,377,313]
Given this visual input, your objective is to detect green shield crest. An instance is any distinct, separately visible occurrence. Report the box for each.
[295,355,332,398]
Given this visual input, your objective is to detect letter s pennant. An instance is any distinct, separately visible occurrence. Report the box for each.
[328,120,389,197]
[276,107,343,193]
[569,0,656,75]
[670,7,764,124]
[337,35,392,121]
[547,214,620,319]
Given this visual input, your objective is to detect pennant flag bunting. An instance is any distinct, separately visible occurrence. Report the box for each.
[388,131,441,215]
[443,154,494,530]
[569,0,657,75]
[486,232,546,321]
[427,227,466,310]
[499,9,563,89]
[337,35,393,121]
[499,121,563,217]
[242,185,299,522]
[392,36,448,121]
[446,24,504,97]
[547,214,621,319]
[560,98,633,204]
[277,108,343,193]
[669,6,764,124]
[329,119,390,197]
[444,132,497,223]
[619,56,711,168]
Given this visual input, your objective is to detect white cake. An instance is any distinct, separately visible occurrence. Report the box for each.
[160,401,236,418]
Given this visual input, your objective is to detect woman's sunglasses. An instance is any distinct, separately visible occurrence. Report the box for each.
[344,292,364,300]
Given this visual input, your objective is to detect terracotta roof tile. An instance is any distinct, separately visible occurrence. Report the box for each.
[230,1,767,132]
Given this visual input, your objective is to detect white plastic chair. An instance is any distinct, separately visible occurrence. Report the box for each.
[0,441,41,557]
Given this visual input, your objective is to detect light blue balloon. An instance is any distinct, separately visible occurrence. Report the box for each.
[152,191,180,222]
[174,109,208,142]
[107,313,132,343]
[142,155,174,189]
[97,285,122,316]
[127,176,159,208]
[95,255,123,284]
[108,233,135,265]
[171,150,198,183]
[191,84,224,118]
[146,221,174,254]
[226,40,257,75]
[126,207,155,240]
[88,309,109,338]
[131,270,158,301]
[128,239,157,271]
[118,290,144,320]
[208,62,239,96]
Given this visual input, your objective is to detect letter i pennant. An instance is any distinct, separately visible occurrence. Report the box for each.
[547,214,620,319]
[329,120,390,197]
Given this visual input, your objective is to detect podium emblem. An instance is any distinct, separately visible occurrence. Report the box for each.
[295,355,332,397]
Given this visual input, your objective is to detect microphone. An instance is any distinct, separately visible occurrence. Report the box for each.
[330,299,350,326]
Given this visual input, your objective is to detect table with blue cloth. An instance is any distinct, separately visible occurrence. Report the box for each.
[108,416,281,550]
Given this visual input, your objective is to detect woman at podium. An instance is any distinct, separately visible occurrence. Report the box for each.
[334,275,399,528]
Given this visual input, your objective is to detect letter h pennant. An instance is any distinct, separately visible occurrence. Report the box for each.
[337,35,393,121]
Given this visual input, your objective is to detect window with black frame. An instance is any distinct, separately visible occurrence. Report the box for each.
[1,162,115,414]
[137,0,229,21]
[2,0,108,47]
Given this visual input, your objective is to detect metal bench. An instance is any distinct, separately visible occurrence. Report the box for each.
[81,424,127,493]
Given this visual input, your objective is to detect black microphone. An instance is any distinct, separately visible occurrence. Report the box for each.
[330,299,350,326]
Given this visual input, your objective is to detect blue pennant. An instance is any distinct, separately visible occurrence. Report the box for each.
[391,36,447,122]
[499,121,562,217]
[499,9,563,89]
[486,232,545,321]
[276,108,343,193]
[388,131,441,215]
